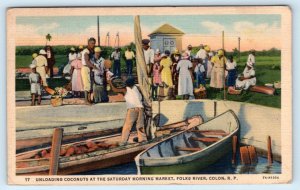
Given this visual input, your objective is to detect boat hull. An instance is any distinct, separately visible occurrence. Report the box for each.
[139,132,234,174]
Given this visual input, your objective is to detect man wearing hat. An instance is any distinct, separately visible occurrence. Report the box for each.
[210,49,227,90]
[29,64,42,106]
[142,39,154,77]
[45,46,55,78]
[120,77,147,145]
[235,61,256,90]
[111,47,121,77]
[91,46,108,103]
[33,49,48,86]
[81,37,98,105]
[196,44,208,61]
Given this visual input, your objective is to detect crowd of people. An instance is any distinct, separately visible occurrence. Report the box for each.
[28,37,257,106]
[27,37,258,145]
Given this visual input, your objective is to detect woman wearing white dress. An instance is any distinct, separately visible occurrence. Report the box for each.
[176,53,194,100]
[235,61,256,90]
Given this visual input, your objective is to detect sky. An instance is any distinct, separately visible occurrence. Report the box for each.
[15,14,281,51]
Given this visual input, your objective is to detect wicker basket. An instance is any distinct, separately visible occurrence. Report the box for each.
[50,97,63,107]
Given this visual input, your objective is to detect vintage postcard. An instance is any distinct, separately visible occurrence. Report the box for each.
[7,6,292,185]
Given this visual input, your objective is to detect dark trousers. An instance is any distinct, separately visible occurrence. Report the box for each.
[151,84,158,100]
[126,59,133,76]
[113,60,121,77]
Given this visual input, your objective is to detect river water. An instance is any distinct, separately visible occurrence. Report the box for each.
[77,152,281,175]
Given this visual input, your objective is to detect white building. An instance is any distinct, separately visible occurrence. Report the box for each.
[148,23,185,53]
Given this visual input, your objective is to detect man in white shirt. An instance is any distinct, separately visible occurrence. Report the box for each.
[111,47,121,77]
[124,47,135,76]
[81,37,99,105]
[196,44,207,60]
[120,78,147,145]
[142,39,154,77]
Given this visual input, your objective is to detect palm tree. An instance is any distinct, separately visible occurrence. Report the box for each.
[45,33,52,45]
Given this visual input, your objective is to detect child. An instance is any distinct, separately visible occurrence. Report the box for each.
[194,59,206,88]
[28,64,42,106]
[152,57,162,100]
[225,55,237,87]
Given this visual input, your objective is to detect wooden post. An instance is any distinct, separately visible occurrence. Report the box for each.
[49,128,64,175]
[240,146,250,165]
[247,145,258,165]
[267,136,273,164]
[214,101,217,117]
[222,31,226,100]
[232,135,238,164]
[97,16,100,47]
[238,37,241,62]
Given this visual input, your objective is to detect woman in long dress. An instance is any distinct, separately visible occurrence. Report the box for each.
[176,53,194,100]
[159,53,173,98]
[210,49,226,90]
[70,53,84,97]
[171,49,181,96]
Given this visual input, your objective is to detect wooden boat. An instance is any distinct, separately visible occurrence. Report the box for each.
[17,118,125,152]
[16,115,203,175]
[135,110,240,174]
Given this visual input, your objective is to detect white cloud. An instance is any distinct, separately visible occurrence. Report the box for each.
[233,21,280,36]
[16,22,60,37]
[201,21,225,33]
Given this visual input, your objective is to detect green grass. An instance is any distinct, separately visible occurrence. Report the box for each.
[203,55,281,108]
[15,55,281,108]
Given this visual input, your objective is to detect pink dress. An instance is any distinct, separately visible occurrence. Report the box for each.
[71,59,84,91]
[152,62,162,85]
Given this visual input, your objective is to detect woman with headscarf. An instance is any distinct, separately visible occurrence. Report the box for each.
[176,53,194,100]
[210,49,227,90]
[70,53,84,97]
[159,53,173,98]
[171,49,181,96]
[235,61,256,90]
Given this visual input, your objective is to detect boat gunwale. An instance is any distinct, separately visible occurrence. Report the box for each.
[136,110,240,166]
[16,115,204,174]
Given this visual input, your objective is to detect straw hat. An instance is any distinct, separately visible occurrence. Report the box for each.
[217,49,224,56]
[94,47,102,53]
[204,45,211,52]
[39,49,47,55]
[173,48,180,55]
[70,47,76,51]
[79,45,84,49]
[32,53,38,59]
